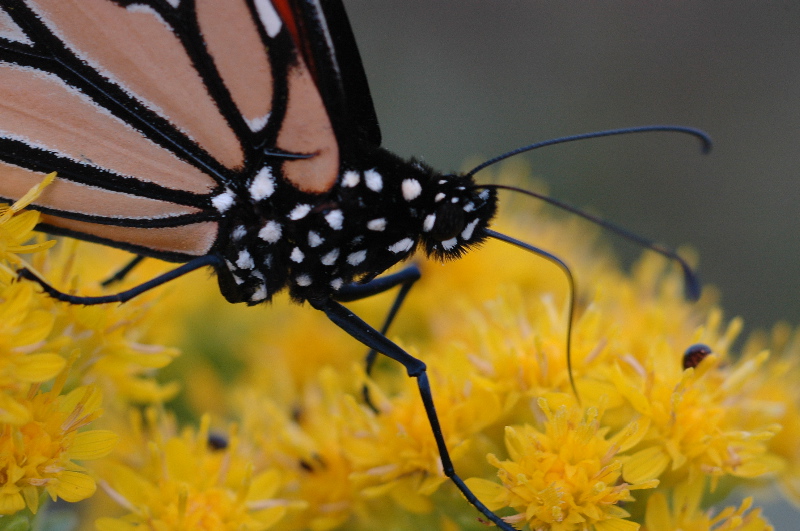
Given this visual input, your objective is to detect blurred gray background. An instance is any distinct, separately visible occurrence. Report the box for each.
[345,0,799,524]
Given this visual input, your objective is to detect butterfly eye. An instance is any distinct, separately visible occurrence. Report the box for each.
[430,202,465,241]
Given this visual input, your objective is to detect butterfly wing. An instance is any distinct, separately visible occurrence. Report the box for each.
[273,0,381,149]
[0,0,371,260]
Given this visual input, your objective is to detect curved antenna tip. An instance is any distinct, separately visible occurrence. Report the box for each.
[680,262,702,301]
[693,129,713,154]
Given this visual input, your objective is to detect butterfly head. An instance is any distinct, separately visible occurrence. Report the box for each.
[416,172,498,261]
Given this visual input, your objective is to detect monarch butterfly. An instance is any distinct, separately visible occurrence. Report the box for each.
[0,1,709,528]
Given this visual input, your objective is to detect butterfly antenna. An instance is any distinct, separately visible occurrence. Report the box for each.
[473,183,700,301]
[485,229,580,402]
[464,125,712,178]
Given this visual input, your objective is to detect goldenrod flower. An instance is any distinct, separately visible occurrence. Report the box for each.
[643,480,773,531]
[2,166,796,530]
[0,173,56,283]
[0,373,116,515]
[95,411,299,531]
[466,398,656,531]
[0,282,63,412]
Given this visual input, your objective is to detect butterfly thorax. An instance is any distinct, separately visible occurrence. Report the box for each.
[212,148,497,304]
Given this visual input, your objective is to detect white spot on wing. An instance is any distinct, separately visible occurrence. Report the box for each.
[290,247,304,263]
[402,179,422,201]
[325,210,344,230]
[236,250,254,270]
[342,170,360,187]
[258,221,282,243]
[388,238,414,254]
[289,204,311,220]
[321,248,340,265]
[367,218,386,231]
[461,218,480,240]
[0,10,32,45]
[245,113,270,132]
[364,169,383,192]
[463,203,475,212]
[435,193,445,203]
[330,278,343,290]
[249,166,275,200]
[296,274,312,287]
[423,214,436,232]
[308,231,324,247]
[212,189,235,213]
[254,0,282,37]
[441,238,458,250]
[347,250,366,266]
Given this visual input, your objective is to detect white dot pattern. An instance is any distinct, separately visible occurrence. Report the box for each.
[249,167,275,200]
[401,179,422,201]
[342,170,360,187]
[321,248,340,265]
[212,190,235,212]
[308,231,324,247]
[347,250,366,265]
[258,221,281,243]
[325,210,344,230]
[289,204,311,220]
[236,250,255,269]
[388,238,414,253]
[367,218,386,231]
[365,169,383,192]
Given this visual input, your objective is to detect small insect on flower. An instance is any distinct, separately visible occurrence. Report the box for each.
[0,2,710,528]
[683,343,713,370]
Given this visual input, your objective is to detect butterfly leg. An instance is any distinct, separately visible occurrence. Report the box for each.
[309,296,515,531]
[100,255,146,287]
[18,255,223,305]
[333,265,421,409]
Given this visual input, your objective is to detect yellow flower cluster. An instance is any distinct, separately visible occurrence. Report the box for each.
[95,411,300,531]
[0,178,178,523]
[1,171,797,531]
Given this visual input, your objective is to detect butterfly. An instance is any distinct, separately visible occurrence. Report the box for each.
[0,1,709,528]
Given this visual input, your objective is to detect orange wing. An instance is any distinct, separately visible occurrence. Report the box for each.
[0,0,342,258]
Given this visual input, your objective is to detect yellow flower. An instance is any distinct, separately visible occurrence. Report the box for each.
[466,398,656,531]
[0,173,56,283]
[643,479,773,531]
[0,374,116,515]
[26,240,182,405]
[0,281,63,405]
[3,164,793,529]
[95,411,299,531]
[734,324,800,505]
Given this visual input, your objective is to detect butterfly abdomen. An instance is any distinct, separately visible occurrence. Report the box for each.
[213,147,497,304]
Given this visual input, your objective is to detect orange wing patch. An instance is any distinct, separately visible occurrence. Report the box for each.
[40,215,219,257]
[277,60,340,193]
[28,0,245,170]
[0,64,218,195]
[197,0,273,133]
